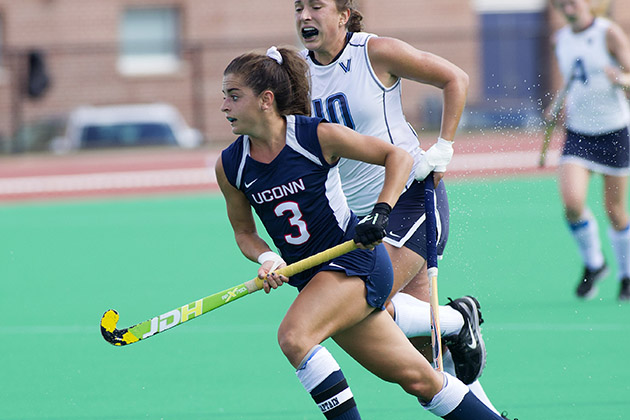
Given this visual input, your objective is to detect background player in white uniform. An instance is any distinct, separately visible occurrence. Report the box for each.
[294,1,508,415]
[216,46,504,420]
[547,0,630,301]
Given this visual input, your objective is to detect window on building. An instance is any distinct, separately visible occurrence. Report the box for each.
[118,7,180,75]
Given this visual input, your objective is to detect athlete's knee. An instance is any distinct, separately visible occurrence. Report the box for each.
[605,203,628,229]
[609,214,629,230]
[564,203,584,222]
[277,324,314,366]
[397,369,443,401]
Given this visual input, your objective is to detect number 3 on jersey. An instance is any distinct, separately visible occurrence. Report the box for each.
[275,201,310,245]
[312,93,356,130]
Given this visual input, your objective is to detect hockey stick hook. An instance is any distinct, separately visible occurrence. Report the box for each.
[100,309,140,346]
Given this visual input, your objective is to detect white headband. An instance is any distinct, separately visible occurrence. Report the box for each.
[266,46,283,65]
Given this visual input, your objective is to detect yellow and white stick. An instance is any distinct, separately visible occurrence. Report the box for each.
[100,240,357,346]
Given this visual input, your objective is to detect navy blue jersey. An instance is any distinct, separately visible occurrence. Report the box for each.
[221,115,362,286]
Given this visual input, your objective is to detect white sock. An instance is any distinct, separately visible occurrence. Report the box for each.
[443,349,500,415]
[421,371,468,416]
[609,224,630,280]
[392,292,464,338]
[295,345,341,392]
[442,347,457,376]
[569,209,604,270]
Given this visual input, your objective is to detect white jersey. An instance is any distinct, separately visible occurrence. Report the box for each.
[302,32,422,216]
[555,18,630,135]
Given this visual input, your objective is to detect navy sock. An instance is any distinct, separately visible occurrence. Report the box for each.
[310,370,361,420]
[442,391,502,420]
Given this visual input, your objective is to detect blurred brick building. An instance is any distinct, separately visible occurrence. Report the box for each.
[0,0,628,149]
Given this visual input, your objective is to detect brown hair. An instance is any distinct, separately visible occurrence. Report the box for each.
[224,46,311,116]
[335,0,364,32]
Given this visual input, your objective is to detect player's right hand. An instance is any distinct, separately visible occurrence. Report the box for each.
[414,137,454,181]
[354,202,392,249]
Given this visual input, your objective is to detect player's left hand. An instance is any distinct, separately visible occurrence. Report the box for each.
[261,269,288,294]
[605,66,630,91]
[605,66,621,86]
[354,202,392,249]
[257,253,288,294]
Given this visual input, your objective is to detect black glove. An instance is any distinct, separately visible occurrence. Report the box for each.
[354,202,392,246]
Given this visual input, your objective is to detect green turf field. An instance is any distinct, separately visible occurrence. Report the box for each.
[1,175,629,419]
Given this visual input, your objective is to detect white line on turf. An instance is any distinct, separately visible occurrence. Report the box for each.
[0,168,216,195]
[0,149,561,198]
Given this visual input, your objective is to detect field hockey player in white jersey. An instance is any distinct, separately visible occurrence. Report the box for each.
[216,45,505,420]
[294,0,509,416]
[547,0,630,301]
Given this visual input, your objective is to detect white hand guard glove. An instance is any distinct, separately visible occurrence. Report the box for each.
[414,137,454,181]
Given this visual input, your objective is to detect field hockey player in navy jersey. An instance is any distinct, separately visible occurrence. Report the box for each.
[215,45,504,420]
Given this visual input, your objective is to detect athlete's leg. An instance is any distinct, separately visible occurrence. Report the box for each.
[395,264,433,358]
[333,310,502,419]
[384,246,434,360]
[385,244,465,334]
[385,243,427,299]
[604,174,630,297]
[604,174,629,230]
[335,308,442,397]
[279,271,376,420]
[295,344,361,420]
[384,246,466,364]
[560,163,607,297]
[382,180,490,398]
[278,271,374,368]
[384,180,463,339]
[398,257,429,300]
[559,162,591,223]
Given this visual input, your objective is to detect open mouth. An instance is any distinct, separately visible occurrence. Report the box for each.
[227,117,236,123]
[301,27,319,40]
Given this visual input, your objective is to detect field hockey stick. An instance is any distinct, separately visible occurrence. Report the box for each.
[424,173,443,371]
[539,78,573,167]
[101,240,357,346]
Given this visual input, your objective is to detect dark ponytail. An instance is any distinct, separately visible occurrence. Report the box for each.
[347,8,364,32]
[223,46,311,116]
[336,0,364,32]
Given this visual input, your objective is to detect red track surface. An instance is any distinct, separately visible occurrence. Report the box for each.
[0,130,563,203]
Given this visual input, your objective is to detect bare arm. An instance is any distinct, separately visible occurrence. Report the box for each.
[317,122,413,210]
[367,36,469,141]
[215,156,272,262]
[543,33,567,121]
[606,22,630,90]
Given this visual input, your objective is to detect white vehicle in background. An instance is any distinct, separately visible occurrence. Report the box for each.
[51,103,204,153]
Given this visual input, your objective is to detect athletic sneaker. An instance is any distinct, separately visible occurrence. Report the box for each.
[619,277,630,302]
[444,296,486,385]
[575,263,608,299]
[500,411,518,420]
